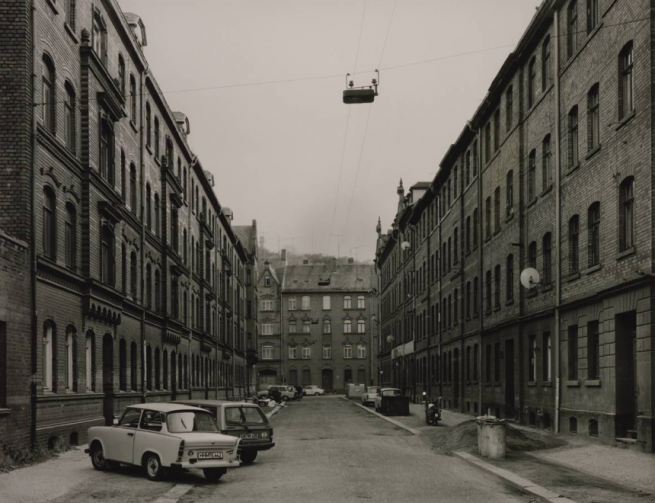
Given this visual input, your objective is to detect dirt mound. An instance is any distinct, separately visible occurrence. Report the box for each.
[424,420,568,455]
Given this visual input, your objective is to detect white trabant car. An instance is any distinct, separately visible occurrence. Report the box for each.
[303,385,325,396]
[361,386,381,406]
[85,403,241,482]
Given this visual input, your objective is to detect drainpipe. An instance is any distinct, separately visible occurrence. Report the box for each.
[140,69,147,403]
[554,7,562,434]
[29,0,38,447]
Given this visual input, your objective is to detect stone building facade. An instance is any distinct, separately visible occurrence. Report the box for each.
[376,0,655,452]
[0,0,252,453]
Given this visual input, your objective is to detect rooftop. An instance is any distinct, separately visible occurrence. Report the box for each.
[282,263,375,292]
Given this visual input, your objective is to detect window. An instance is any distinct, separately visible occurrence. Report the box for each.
[543,332,552,381]
[485,270,492,312]
[528,150,536,201]
[473,277,479,316]
[289,320,297,333]
[484,123,491,162]
[506,86,513,131]
[528,334,537,381]
[357,345,366,359]
[101,225,114,285]
[63,202,77,269]
[494,342,500,382]
[568,106,579,167]
[493,109,500,151]
[357,296,365,309]
[588,321,599,380]
[92,13,107,64]
[485,345,492,382]
[154,117,160,158]
[568,1,578,58]
[588,202,600,267]
[453,229,458,264]
[42,55,55,132]
[344,345,352,359]
[120,151,126,200]
[542,135,551,189]
[262,300,273,311]
[85,331,95,391]
[506,171,513,216]
[485,197,491,239]
[154,194,160,237]
[145,184,152,229]
[302,320,310,334]
[466,216,471,253]
[619,42,634,120]
[473,208,478,247]
[587,0,598,33]
[494,187,500,233]
[146,264,152,309]
[344,319,352,333]
[129,164,137,214]
[543,233,552,285]
[323,319,331,334]
[494,265,501,309]
[542,36,551,90]
[130,251,137,299]
[323,345,331,359]
[323,296,331,310]
[453,290,459,325]
[119,339,126,391]
[288,346,297,359]
[146,103,152,147]
[65,0,76,28]
[131,342,138,390]
[65,327,75,391]
[528,57,536,108]
[344,296,352,309]
[154,269,161,312]
[526,242,536,271]
[262,346,273,360]
[569,215,579,274]
[466,151,471,185]
[466,282,471,319]
[129,75,137,122]
[619,177,635,250]
[64,83,75,152]
[506,255,514,302]
[171,276,178,319]
[568,325,578,380]
[43,322,55,391]
[357,320,366,333]
[302,347,311,359]
[301,296,310,310]
[171,205,179,252]
[100,119,114,184]
[588,84,600,151]
[262,324,272,335]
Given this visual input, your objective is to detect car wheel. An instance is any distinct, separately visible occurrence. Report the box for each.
[240,451,258,465]
[282,396,289,402]
[144,452,165,481]
[91,443,109,471]
[203,468,226,482]
[314,392,319,396]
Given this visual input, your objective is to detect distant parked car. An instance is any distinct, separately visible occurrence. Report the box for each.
[303,385,325,396]
[374,388,402,413]
[361,386,381,406]
[85,403,240,482]
[173,400,275,465]
[266,385,296,401]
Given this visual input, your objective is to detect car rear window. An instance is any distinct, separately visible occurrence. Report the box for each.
[382,389,401,397]
[225,406,268,426]
[167,411,218,433]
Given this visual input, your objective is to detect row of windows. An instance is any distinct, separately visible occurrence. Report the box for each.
[281,295,367,311]
[287,319,366,334]
[287,367,366,387]
[260,345,367,360]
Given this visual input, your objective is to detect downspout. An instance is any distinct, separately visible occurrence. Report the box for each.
[553,7,562,434]
[30,0,37,447]
[140,69,147,403]
[477,127,484,415]
[426,217,431,399]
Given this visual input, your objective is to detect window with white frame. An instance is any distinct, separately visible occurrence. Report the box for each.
[323,345,331,359]
[302,320,311,333]
[261,346,273,360]
[344,345,353,359]
[264,275,271,287]
[302,347,311,359]
[288,346,297,359]
[357,345,366,359]
[344,296,352,309]
[357,320,366,333]
[323,319,331,334]
[357,296,365,309]
[288,297,297,310]
[323,296,331,310]
[262,324,272,335]
[301,296,310,310]
[261,300,273,311]
[344,319,352,333]
[289,320,297,333]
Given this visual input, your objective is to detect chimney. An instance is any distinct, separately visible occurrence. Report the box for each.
[397,178,405,214]
[281,249,287,263]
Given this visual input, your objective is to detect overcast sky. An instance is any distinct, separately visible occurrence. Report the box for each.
[118,0,539,261]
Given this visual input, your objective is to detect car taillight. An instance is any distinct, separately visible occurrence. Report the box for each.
[177,440,185,462]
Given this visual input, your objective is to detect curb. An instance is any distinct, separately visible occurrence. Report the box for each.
[265,404,283,419]
[341,396,421,436]
[453,451,577,503]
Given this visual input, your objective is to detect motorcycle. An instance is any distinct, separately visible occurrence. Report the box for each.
[422,392,442,426]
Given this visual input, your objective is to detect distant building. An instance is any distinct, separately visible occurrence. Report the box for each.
[257,260,284,387]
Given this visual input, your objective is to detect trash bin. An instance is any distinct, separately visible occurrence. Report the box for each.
[380,396,410,416]
[476,416,506,459]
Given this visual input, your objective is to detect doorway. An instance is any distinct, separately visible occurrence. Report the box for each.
[505,339,515,419]
[102,334,114,425]
[321,368,333,392]
[615,311,637,438]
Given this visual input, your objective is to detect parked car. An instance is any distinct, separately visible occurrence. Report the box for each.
[85,403,240,482]
[256,386,271,399]
[303,385,325,396]
[266,385,296,401]
[374,388,402,412]
[361,386,381,406]
[173,400,275,465]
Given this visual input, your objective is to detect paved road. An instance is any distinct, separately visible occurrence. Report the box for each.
[0,396,532,503]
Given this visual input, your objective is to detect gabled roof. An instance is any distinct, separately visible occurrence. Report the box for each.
[282,264,375,292]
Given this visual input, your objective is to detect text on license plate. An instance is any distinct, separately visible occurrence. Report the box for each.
[240,433,260,439]
[198,451,223,460]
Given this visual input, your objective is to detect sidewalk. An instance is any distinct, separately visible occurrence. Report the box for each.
[352,399,655,503]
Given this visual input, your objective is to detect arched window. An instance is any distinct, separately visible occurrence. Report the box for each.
[146,345,152,390]
[146,184,152,229]
[568,106,579,167]
[65,202,76,269]
[146,103,152,147]
[357,319,366,333]
[587,0,598,33]
[357,295,365,309]
[543,233,552,285]
[542,135,551,188]
[171,205,179,252]
[154,117,160,158]
[485,270,492,312]
[466,282,471,319]
[129,74,137,122]
[100,224,114,285]
[130,164,137,215]
[121,243,127,293]
[619,177,635,251]
[64,83,76,152]
[588,202,600,267]
[542,35,551,90]
[466,216,471,253]
[567,1,578,57]
[323,319,331,334]
[154,269,161,312]
[163,349,168,390]
[506,254,514,302]
[528,241,537,269]
[183,229,187,264]
[146,263,152,309]
[528,57,536,108]
[171,276,179,319]
[118,55,126,95]
[506,86,513,131]
[119,338,127,391]
[99,118,114,184]
[42,55,55,131]
[155,348,161,390]
[154,193,160,237]
[588,84,600,151]
[92,12,107,63]
[494,265,501,308]
[43,187,57,259]
[65,326,75,391]
[85,330,95,391]
[130,251,137,299]
[130,342,138,391]
[183,290,188,325]
[494,187,500,232]
[344,319,352,334]
[506,170,513,215]
[619,42,634,120]
[528,150,536,201]
[183,167,187,198]
[569,215,580,274]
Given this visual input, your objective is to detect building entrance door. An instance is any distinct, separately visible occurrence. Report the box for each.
[504,339,515,419]
[102,334,114,425]
[616,312,637,438]
[322,369,333,392]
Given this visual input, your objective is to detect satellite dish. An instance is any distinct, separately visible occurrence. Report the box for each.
[520,268,540,289]
[400,241,411,251]
[386,335,395,343]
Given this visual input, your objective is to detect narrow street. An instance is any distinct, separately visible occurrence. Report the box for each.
[1,396,533,503]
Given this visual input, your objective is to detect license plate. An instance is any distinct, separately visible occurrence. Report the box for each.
[240,433,260,439]
[198,451,223,460]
